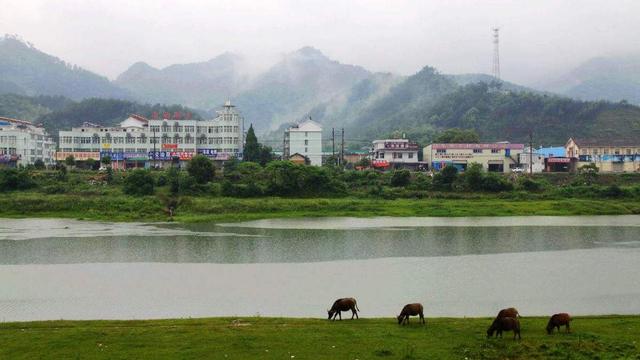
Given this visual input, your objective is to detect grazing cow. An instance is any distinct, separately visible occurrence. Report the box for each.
[487,317,521,340]
[495,307,520,320]
[327,298,360,320]
[546,313,571,334]
[397,303,425,325]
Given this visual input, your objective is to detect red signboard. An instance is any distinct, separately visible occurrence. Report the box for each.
[432,143,524,150]
[547,157,571,163]
[162,144,178,149]
[372,160,390,168]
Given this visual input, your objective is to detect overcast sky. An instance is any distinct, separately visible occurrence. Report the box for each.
[2,0,639,84]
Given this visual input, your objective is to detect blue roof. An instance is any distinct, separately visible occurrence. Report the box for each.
[536,146,565,158]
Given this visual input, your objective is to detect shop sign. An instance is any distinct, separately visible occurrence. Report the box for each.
[55,151,100,161]
[148,151,194,160]
[162,144,178,149]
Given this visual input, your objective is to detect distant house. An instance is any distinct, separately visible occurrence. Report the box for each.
[283,118,322,166]
[566,138,640,173]
[371,139,420,170]
[288,153,308,165]
[423,142,524,173]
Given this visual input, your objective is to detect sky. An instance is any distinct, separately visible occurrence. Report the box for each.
[1,0,639,85]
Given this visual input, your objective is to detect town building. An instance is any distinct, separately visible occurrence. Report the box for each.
[283,118,322,166]
[57,101,244,169]
[0,116,56,167]
[423,142,524,173]
[371,139,420,170]
[565,138,640,173]
[519,146,566,173]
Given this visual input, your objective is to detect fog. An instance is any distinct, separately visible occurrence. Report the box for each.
[1,0,639,84]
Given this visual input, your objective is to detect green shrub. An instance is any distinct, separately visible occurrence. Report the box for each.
[123,170,155,196]
[187,155,215,184]
[433,165,458,191]
[0,169,36,191]
[390,170,411,187]
[517,177,543,192]
[481,173,513,192]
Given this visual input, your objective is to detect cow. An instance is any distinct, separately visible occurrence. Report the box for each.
[487,317,521,340]
[546,313,571,334]
[495,307,520,320]
[397,303,425,325]
[327,298,360,320]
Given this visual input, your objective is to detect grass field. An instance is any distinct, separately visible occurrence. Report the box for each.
[0,316,638,359]
[1,192,640,223]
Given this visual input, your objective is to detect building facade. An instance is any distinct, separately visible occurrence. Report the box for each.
[283,118,322,166]
[423,142,524,173]
[371,139,420,170]
[0,116,56,167]
[57,101,244,168]
[565,138,640,173]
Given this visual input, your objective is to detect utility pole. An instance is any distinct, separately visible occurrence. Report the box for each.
[340,128,344,167]
[332,128,335,161]
[152,127,157,169]
[492,27,501,80]
[529,131,533,176]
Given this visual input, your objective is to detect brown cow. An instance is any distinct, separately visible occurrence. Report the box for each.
[487,317,521,340]
[495,307,520,320]
[397,303,425,325]
[327,298,360,320]
[546,313,571,334]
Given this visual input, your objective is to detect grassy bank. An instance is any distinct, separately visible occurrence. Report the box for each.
[1,316,639,359]
[1,192,640,222]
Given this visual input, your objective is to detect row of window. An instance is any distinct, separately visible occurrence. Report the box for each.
[375,151,415,159]
[580,148,640,156]
[61,136,240,145]
[147,125,239,134]
[62,148,241,154]
[436,149,501,154]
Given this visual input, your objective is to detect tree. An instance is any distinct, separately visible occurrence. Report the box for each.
[33,159,45,170]
[101,155,111,166]
[578,163,599,185]
[390,169,411,187]
[432,165,458,190]
[435,128,480,143]
[187,155,215,184]
[259,145,274,166]
[64,155,75,167]
[463,163,484,191]
[85,158,97,170]
[243,125,260,162]
[123,170,155,196]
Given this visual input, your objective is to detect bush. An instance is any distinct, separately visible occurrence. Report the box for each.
[187,155,215,184]
[462,163,484,191]
[602,184,625,198]
[33,159,45,170]
[517,177,543,192]
[433,165,458,191]
[390,169,411,187]
[123,170,155,196]
[0,169,36,191]
[481,173,513,192]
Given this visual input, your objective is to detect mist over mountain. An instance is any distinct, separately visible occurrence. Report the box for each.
[538,55,640,105]
[233,46,372,132]
[115,52,251,110]
[0,35,129,100]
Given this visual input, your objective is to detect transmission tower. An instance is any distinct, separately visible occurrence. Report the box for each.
[492,27,500,80]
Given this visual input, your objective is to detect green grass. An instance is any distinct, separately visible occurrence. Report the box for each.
[1,193,640,223]
[1,316,639,359]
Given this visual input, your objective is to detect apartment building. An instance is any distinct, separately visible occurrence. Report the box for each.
[283,118,322,166]
[0,116,56,167]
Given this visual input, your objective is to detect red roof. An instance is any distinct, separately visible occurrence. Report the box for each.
[0,116,34,126]
[129,114,149,123]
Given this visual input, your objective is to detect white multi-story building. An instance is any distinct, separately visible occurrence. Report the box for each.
[0,116,56,167]
[371,139,420,169]
[57,101,244,168]
[283,118,323,166]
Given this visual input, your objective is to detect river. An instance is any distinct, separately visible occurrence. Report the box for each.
[0,216,639,321]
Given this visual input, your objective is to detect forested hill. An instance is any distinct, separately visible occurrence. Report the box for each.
[0,35,129,100]
[0,94,202,136]
[374,81,640,146]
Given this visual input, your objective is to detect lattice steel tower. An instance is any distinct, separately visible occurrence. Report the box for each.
[492,27,500,80]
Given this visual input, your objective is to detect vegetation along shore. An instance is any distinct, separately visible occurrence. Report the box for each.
[1,161,640,222]
[1,316,639,359]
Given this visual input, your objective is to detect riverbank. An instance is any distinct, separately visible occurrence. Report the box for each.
[0,316,638,359]
[1,193,640,222]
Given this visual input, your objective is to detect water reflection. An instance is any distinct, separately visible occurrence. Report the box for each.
[0,224,638,264]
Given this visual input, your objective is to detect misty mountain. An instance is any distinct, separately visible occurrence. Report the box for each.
[234,47,371,132]
[448,73,543,94]
[115,53,251,110]
[540,55,640,105]
[0,35,129,100]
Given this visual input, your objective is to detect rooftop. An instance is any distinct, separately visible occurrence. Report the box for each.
[569,137,640,147]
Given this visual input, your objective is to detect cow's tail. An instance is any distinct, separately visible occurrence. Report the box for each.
[355,302,360,312]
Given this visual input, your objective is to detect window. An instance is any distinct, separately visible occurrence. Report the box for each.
[305,140,308,145]
[491,149,499,154]
[379,152,384,159]
[473,149,482,153]
[305,132,308,137]
[398,153,403,159]
[408,152,414,159]
[305,147,308,153]
[436,149,446,154]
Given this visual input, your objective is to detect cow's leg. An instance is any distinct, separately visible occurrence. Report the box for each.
[566,323,570,333]
[420,313,425,325]
[338,311,342,320]
[353,307,358,319]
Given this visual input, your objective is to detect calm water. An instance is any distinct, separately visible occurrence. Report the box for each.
[0,216,639,321]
